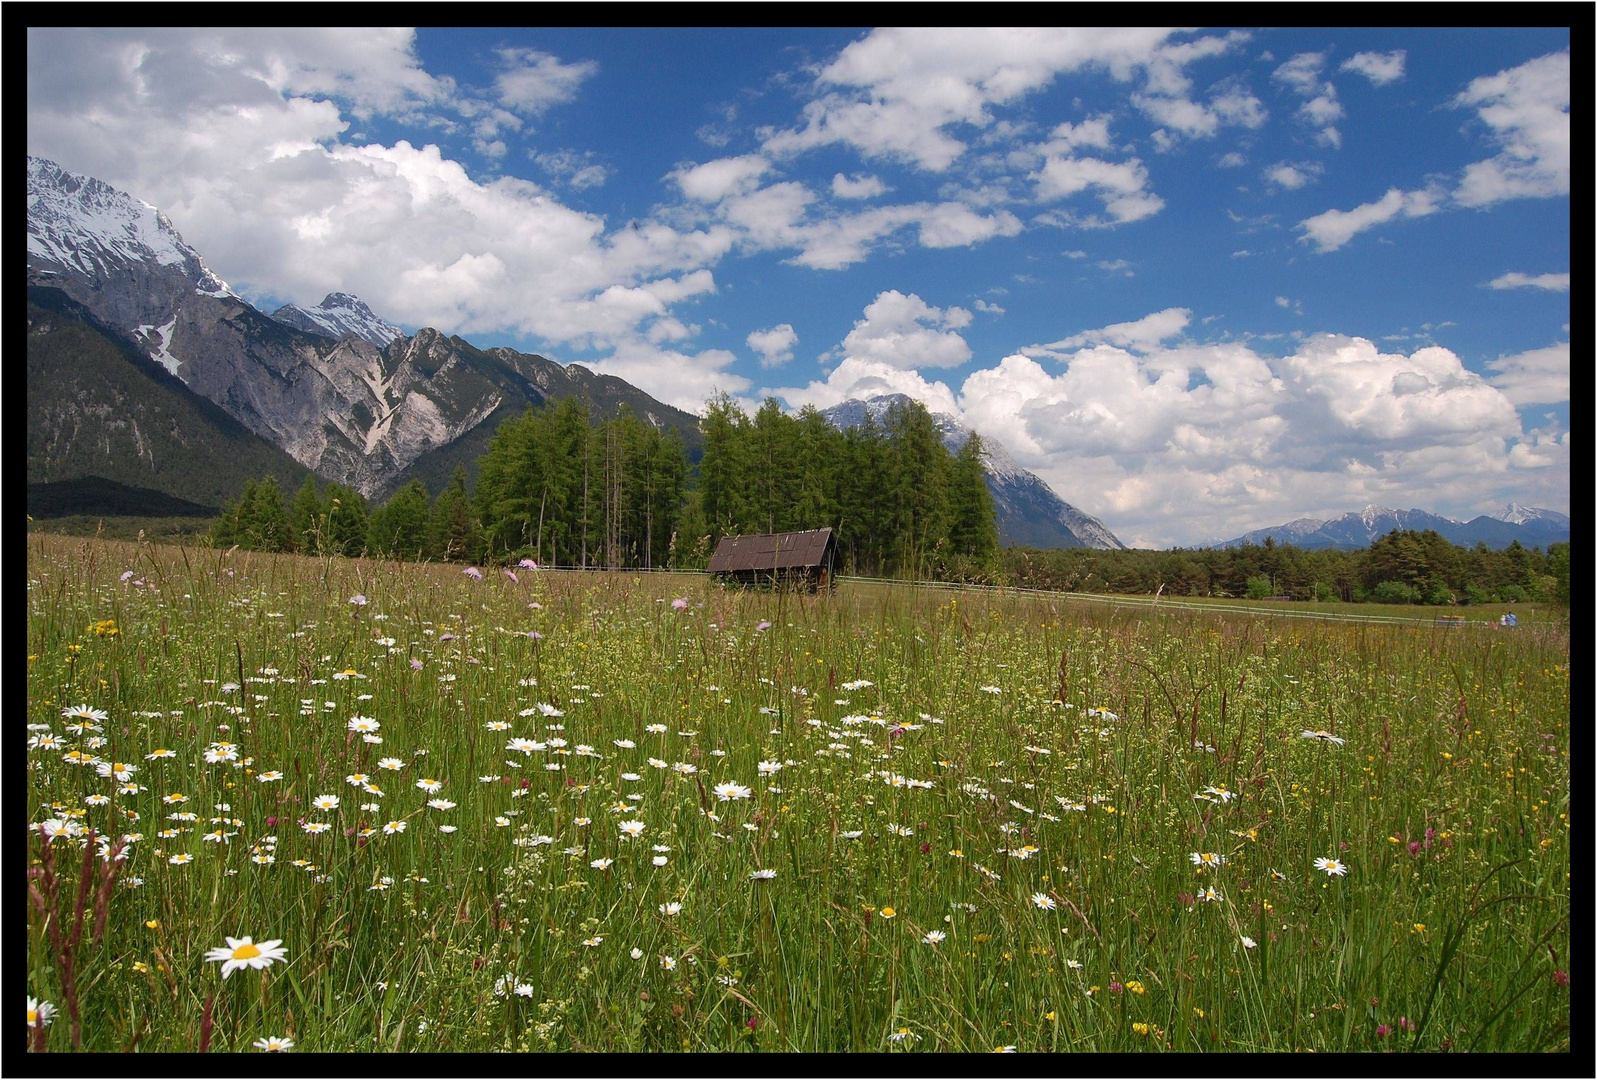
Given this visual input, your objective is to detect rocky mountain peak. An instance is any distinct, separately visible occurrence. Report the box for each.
[269,291,401,347]
[28,156,234,326]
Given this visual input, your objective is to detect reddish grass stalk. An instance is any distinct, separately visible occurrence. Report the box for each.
[91,839,126,944]
[198,993,215,1053]
[31,825,126,1051]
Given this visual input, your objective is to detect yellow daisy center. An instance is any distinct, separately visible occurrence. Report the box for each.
[28,1009,38,1024]
[232,943,262,960]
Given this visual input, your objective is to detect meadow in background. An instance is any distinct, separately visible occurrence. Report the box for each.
[26,533,1569,1052]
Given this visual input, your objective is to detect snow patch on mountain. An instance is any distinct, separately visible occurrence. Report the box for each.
[133,319,181,377]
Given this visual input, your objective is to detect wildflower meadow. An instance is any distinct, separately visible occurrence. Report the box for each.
[25,533,1569,1052]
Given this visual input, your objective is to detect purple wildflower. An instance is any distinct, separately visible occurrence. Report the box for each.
[504,569,519,584]
[671,598,689,611]
[463,567,483,580]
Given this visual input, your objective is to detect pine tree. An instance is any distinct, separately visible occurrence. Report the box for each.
[947,432,998,563]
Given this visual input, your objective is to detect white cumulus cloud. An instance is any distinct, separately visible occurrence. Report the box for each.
[761,28,1249,171]
[673,154,772,202]
[765,357,961,417]
[1453,50,1570,207]
[1489,271,1570,291]
[838,290,973,370]
[1297,187,1441,252]
[746,323,798,368]
[1272,51,1342,149]
[1033,154,1164,223]
[1486,342,1569,405]
[1026,307,1191,356]
[493,48,599,116]
[949,322,1546,546]
[1265,160,1322,190]
[1341,50,1406,86]
[831,172,888,199]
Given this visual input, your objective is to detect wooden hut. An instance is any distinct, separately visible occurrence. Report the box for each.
[708,528,836,590]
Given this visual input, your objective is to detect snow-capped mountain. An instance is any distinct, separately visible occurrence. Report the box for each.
[1215,504,1569,551]
[818,394,1125,550]
[1494,504,1569,529]
[27,157,700,500]
[27,156,234,332]
[270,292,402,347]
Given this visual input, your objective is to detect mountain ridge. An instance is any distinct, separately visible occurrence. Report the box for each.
[27,156,701,503]
[1213,504,1569,551]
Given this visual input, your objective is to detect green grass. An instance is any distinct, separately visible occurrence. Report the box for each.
[28,514,218,545]
[26,534,1570,1053]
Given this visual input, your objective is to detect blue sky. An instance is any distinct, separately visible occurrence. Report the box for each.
[27,27,1569,545]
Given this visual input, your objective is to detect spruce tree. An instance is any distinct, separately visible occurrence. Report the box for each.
[288,476,328,555]
[324,484,369,558]
[208,478,257,548]
[883,399,950,579]
[698,392,748,540]
[427,466,481,563]
[370,480,431,560]
[247,475,292,552]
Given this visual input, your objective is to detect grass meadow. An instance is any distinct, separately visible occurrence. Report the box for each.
[25,533,1570,1053]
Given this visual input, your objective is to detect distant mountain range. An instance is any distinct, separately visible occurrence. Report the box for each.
[819,394,1125,550]
[27,156,702,510]
[1214,505,1569,551]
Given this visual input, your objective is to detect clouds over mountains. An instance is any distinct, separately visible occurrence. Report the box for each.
[770,291,1566,547]
[27,27,1566,544]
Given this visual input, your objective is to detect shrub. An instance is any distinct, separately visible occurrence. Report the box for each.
[1370,580,1419,604]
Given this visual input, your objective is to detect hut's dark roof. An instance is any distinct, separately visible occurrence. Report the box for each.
[708,528,834,573]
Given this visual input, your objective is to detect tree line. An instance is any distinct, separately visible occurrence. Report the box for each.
[1002,530,1570,605]
[682,394,997,578]
[202,394,1566,606]
[208,394,998,579]
[207,467,481,563]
